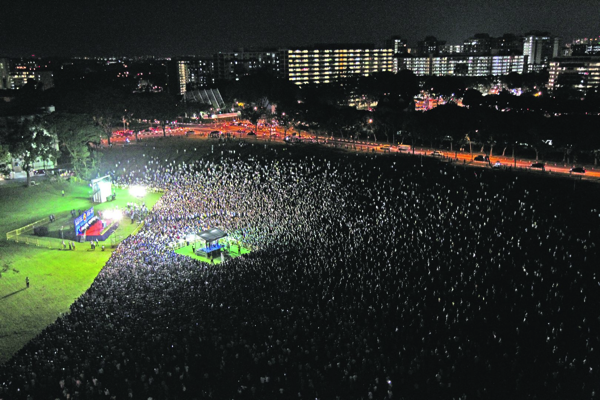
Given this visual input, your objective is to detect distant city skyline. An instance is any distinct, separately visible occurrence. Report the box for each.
[0,0,598,57]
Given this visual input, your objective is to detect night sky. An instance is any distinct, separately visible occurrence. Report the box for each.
[1,0,598,57]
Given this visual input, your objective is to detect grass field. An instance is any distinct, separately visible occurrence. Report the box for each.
[0,179,162,364]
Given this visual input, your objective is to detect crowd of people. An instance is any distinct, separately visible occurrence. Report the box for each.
[1,148,599,399]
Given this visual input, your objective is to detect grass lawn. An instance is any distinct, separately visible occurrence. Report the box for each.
[0,179,162,364]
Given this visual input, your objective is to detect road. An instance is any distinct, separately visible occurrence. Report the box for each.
[105,122,600,181]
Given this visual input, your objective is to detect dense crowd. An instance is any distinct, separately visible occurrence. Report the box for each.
[1,150,599,399]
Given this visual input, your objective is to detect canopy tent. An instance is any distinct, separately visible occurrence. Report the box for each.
[198,228,227,243]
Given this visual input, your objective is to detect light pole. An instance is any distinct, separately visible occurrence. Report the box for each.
[466,134,473,161]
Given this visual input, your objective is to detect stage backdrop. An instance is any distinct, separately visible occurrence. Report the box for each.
[74,207,94,235]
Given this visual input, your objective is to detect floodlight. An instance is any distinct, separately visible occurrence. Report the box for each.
[103,209,123,221]
[129,185,147,198]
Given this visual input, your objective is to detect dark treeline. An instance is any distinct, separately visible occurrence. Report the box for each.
[3,67,600,168]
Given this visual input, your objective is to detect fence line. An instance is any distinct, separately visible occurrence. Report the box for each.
[8,233,70,250]
[6,218,48,241]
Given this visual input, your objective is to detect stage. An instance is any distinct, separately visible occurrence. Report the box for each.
[77,219,119,242]
[175,243,251,264]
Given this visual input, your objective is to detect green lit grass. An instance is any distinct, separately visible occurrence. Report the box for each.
[0,179,162,364]
[175,243,252,264]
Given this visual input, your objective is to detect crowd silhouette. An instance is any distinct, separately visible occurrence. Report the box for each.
[1,150,598,399]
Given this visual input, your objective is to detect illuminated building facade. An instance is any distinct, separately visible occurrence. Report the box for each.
[0,58,54,91]
[547,56,600,93]
[167,57,214,96]
[283,44,394,86]
[214,49,281,81]
[417,37,446,56]
[570,37,600,56]
[523,32,561,72]
[462,34,492,55]
[399,54,526,77]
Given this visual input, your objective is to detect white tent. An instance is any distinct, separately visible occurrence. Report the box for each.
[91,175,113,203]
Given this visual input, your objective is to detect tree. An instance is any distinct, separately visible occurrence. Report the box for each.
[402,112,425,154]
[55,86,128,146]
[45,113,103,179]
[423,76,467,97]
[180,101,212,122]
[462,89,483,108]
[0,146,11,177]
[2,117,58,186]
[322,106,362,140]
[132,93,180,137]
[241,106,264,136]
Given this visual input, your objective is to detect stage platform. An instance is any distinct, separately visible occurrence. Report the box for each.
[175,243,251,264]
[196,243,224,257]
[77,220,119,242]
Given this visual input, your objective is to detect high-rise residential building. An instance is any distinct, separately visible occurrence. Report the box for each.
[522,31,561,71]
[386,36,409,73]
[416,36,446,56]
[213,49,281,81]
[167,56,214,96]
[2,58,54,90]
[386,36,408,55]
[491,34,523,55]
[399,54,526,77]
[547,56,600,93]
[282,44,394,86]
[463,33,492,55]
[441,45,464,54]
[570,37,600,56]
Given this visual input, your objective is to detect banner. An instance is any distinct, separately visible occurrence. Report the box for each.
[74,207,94,235]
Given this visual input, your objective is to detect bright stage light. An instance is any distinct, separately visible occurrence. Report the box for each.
[103,209,123,221]
[129,185,147,198]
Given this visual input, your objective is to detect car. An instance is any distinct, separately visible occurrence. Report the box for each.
[185,130,195,136]
[247,131,256,136]
[530,162,545,169]
[570,167,586,173]
[431,150,443,157]
[474,155,486,162]
[380,144,392,152]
